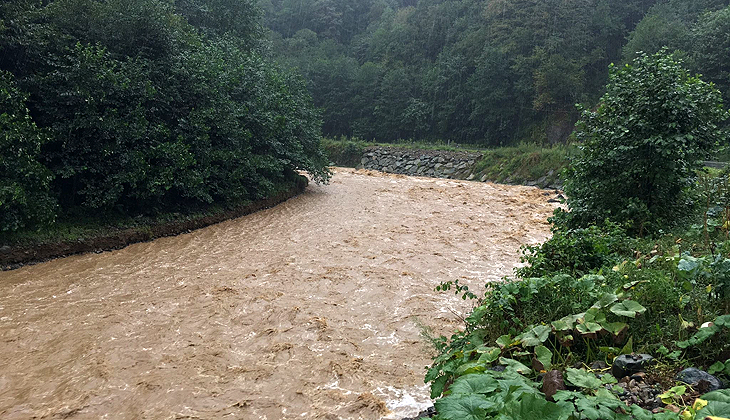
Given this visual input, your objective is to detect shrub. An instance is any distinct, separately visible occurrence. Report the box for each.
[565,49,727,233]
[517,220,635,278]
[0,71,55,231]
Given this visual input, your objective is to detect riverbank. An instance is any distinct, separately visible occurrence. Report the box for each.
[0,175,308,269]
[322,138,575,189]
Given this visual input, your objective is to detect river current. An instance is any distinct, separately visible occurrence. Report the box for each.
[0,168,557,419]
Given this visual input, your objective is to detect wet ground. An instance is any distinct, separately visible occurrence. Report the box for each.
[0,168,557,419]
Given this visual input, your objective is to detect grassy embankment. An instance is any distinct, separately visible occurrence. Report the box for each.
[322,137,577,187]
[0,175,307,268]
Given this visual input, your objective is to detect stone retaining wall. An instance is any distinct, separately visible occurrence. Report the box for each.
[360,147,482,180]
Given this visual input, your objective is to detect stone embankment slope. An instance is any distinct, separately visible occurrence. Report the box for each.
[358,146,563,189]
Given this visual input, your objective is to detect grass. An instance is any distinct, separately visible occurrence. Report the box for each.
[472,143,576,186]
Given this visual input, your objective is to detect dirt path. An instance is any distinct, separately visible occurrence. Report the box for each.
[0,168,557,419]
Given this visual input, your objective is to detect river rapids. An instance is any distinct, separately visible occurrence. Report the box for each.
[0,168,557,419]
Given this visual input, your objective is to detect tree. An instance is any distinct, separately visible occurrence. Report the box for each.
[564,49,728,233]
[0,71,55,232]
[691,5,730,104]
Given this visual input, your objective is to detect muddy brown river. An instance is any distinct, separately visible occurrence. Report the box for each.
[0,168,557,419]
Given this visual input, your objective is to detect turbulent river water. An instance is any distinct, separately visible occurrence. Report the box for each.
[0,168,557,419]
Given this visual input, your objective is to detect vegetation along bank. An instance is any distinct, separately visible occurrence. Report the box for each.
[0,0,329,263]
[418,50,730,420]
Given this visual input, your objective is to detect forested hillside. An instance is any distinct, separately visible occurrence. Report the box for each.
[0,0,329,233]
[261,0,730,145]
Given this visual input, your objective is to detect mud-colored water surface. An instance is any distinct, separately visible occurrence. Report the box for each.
[0,168,557,419]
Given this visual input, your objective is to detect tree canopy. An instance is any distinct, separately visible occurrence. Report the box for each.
[563,50,727,232]
[0,0,329,232]
[262,0,730,145]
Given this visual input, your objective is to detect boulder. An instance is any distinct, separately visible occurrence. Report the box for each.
[676,368,723,392]
[611,354,654,378]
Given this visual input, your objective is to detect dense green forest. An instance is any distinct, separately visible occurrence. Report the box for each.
[0,0,329,233]
[262,0,730,145]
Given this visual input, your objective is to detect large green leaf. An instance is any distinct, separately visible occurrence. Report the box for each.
[609,300,646,318]
[496,334,515,349]
[551,319,571,332]
[450,374,500,395]
[456,361,486,376]
[430,375,448,399]
[702,389,730,403]
[677,255,701,278]
[592,293,618,309]
[714,314,730,327]
[499,357,531,374]
[584,308,607,323]
[576,321,603,335]
[434,394,497,420]
[601,321,628,337]
[477,347,502,364]
[553,314,582,331]
[534,345,552,371]
[677,324,720,348]
[574,396,602,419]
[696,400,730,418]
[502,393,566,420]
[565,368,602,390]
[601,374,618,385]
[521,325,551,346]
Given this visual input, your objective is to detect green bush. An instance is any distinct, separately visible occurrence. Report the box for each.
[565,49,727,233]
[321,137,369,167]
[1,0,329,222]
[517,220,635,278]
[0,71,55,231]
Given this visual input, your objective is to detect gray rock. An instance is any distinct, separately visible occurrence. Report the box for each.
[466,173,475,180]
[480,174,488,182]
[676,368,723,392]
[611,354,654,378]
[590,361,608,370]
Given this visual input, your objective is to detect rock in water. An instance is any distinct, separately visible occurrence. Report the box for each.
[611,354,654,378]
[401,406,436,420]
[542,370,567,401]
[676,368,723,391]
